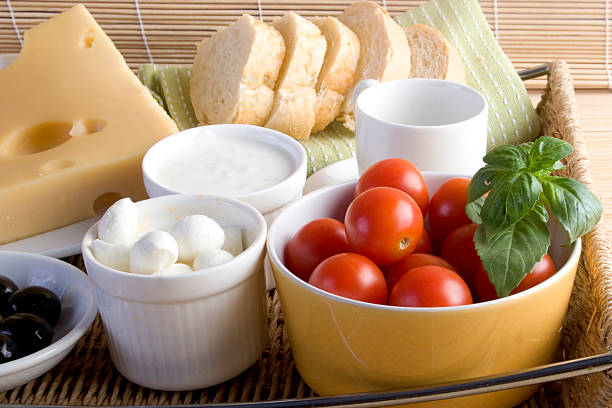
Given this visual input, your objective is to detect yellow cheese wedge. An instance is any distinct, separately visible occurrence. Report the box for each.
[0,5,178,244]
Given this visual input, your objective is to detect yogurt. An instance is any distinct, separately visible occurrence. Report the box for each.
[153,132,294,196]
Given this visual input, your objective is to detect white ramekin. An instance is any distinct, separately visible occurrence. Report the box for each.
[82,194,267,391]
[142,124,307,215]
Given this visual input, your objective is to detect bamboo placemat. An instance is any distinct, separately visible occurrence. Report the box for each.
[1,1,611,90]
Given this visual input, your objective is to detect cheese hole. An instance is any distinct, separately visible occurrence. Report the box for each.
[70,118,107,136]
[93,192,123,214]
[40,158,76,174]
[83,36,95,48]
[3,121,72,156]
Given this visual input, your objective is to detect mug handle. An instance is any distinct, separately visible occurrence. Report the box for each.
[352,79,379,119]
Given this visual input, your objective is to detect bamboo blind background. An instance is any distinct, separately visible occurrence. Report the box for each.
[0,0,611,90]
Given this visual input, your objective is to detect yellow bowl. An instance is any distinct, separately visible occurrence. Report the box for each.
[266,173,580,408]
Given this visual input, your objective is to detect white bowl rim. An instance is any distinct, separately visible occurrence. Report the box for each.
[82,193,267,282]
[142,124,307,201]
[267,178,582,313]
[355,78,488,130]
[0,251,98,375]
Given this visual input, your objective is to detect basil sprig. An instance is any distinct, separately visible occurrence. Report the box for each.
[466,136,602,297]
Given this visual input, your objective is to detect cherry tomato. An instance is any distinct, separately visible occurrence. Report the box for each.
[309,253,387,304]
[440,223,480,291]
[428,178,471,247]
[386,254,456,294]
[284,218,351,282]
[345,187,424,266]
[355,158,429,215]
[475,254,557,302]
[388,266,473,307]
[413,229,432,254]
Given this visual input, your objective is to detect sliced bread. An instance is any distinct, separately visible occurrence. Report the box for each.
[190,14,285,125]
[311,16,360,132]
[265,12,327,139]
[404,24,466,83]
[338,1,412,119]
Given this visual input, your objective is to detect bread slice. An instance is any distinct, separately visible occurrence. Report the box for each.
[338,1,411,118]
[404,24,465,84]
[190,14,285,125]
[265,12,327,139]
[311,16,360,133]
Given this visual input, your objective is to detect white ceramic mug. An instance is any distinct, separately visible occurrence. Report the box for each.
[353,78,488,175]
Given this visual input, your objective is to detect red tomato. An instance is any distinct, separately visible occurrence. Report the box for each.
[386,254,456,294]
[309,253,387,304]
[388,266,473,307]
[475,254,557,302]
[428,178,471,247]
[440,223,480,291]
[355,158,429,215]
[284,218,350,282]
[413,229,432,254]
[345,187,424,266]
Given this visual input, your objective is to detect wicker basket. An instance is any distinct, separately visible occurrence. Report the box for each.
[0,60,610,407]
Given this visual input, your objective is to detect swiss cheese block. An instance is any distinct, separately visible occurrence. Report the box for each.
[0,5,178,244]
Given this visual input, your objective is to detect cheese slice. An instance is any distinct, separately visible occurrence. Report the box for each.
[0,5,178,244]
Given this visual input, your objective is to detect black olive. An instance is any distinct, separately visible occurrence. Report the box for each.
[9,286,61,327]
[0,301,15,320]
[0,276,18,303]
[0,313,52,357]
[0,333,18,363]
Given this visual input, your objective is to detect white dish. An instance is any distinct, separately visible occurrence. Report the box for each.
[0,216,99,258]
[0,251,98,391]
[303,158,358,194]
[82,194,267,391]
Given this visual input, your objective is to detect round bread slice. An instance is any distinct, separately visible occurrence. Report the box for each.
[311,16,360,133]
[265,12,327,139]
[338,1,411,117]
[404,24,449,79]
[190,14,285,125]
[404,24,465,84]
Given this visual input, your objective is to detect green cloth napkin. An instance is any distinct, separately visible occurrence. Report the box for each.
[396,0,540,147]
[138,0,540,176]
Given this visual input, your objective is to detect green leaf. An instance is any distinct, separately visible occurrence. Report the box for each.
[466,167,498,203]
[480,171,543,233]
[528,136,574,171]
[483,144,529,170]
[540,176,603,242]
[465,195,485,224]
[475,205,551,297]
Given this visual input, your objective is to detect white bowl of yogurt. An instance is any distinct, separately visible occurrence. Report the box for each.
[142,124,307,216]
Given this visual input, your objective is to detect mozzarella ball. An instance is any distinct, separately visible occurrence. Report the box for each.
[98,198,138,245]
[90,239,130,272]
[169,215,225,264]
[129,230,178,275]
[153,263,193,276]
[193,248,234,270]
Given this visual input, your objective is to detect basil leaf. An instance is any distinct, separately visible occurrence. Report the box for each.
[465,195,485,224]
[540,176,603,242]
[466,167,497,203]
[483,144,529,170]
[474,205,551,297]
[480,171,542,232]
[528,137,573,169]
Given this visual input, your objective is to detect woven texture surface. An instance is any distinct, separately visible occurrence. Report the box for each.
[0,61,610,407]
[2,1,610,90]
